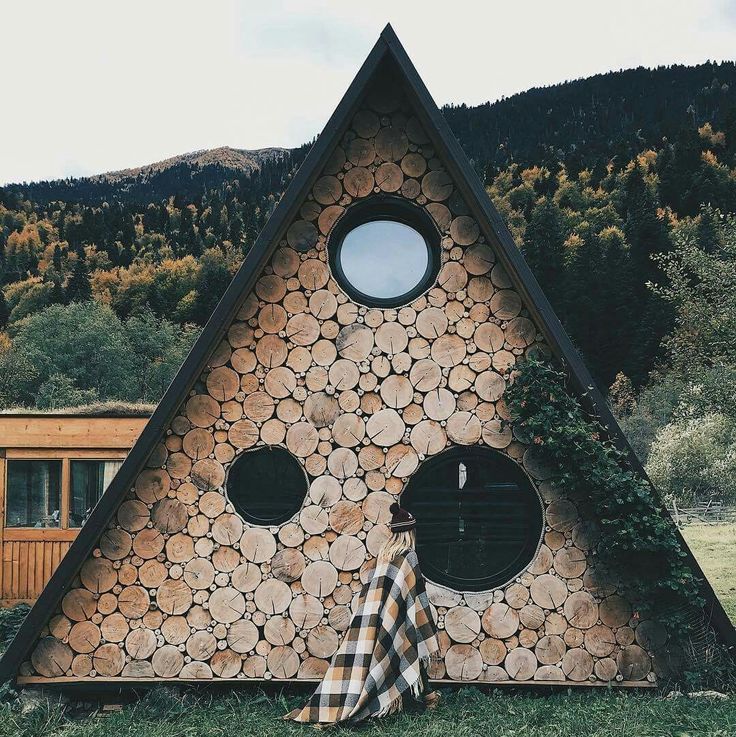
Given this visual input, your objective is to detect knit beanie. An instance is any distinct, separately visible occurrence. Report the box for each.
[389,502,416,532]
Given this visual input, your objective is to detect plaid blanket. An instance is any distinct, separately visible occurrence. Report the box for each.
[287,549,439,725]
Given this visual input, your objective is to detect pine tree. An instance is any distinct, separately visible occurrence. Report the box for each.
[159,204,170,234]
[191,249,231,325]
[120,214,136,247]
[562,225,635,387]
[43,244,66,305]
[483,162,497,186]
[564,149,585,179]
[724,105,736,164]
[0,289,9,329]
[598,228,636,383]
[623,165,671,288]
[589,159,608,189]
[66,248,92,303]
[659,127,702,215]
[218,205,229,238]
[696,207,722,253]
[229,212,245,251]
[564,229,599,367]
[522,198,568,298]
[52,277,65,305]
[52,243,63,274]
[144,203,159,232]
[621,165,674,384]
[119,243,133,268]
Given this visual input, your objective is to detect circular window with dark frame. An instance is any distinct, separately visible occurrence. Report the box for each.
[328,197,441,308]
[225,446,307,526]
[400,446,544,592]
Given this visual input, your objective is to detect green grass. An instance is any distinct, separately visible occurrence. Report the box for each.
[2,687,735,737]
[0,401,155,416]
[682,523,736,623]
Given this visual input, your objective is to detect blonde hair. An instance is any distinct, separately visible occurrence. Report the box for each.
[377,529,416,563]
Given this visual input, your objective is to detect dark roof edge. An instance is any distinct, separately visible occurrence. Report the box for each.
[380,24,734,648]
[0,33,393,680]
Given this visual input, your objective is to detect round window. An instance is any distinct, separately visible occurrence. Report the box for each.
[400,447,544,591]
[226,446,307,526]
[329,198,440,307]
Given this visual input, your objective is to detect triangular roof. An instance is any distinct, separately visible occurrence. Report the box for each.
[2,24,732,680]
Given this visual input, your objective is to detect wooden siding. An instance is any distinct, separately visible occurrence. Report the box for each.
[0,417,146,606]
[0,416,148,449]
[2,537,74,605]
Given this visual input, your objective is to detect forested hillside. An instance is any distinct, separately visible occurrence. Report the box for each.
[12,146,302,206]
[445,61,736,178]
[2,61,736,504]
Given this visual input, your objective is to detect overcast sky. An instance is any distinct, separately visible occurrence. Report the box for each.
[3,0,735,185]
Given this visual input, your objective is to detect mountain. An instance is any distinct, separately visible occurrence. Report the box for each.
[97,146,290,180]
[5,61,735,205]
[9,146,296,206]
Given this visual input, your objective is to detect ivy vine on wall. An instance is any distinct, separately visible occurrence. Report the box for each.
[506,358,703,637]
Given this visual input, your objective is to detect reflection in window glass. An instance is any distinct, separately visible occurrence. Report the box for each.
[6,460,62,528]
[401,447,543,591]
[338,220,429,300]
[70,460,123,527]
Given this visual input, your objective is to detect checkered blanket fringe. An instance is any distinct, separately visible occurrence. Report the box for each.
[286,549,439,725]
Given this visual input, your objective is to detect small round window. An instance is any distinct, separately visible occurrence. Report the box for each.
[226,446,307,526]
[401,447,544,592]
[329,198,440,307]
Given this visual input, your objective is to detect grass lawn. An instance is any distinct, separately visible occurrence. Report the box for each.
[3,687,735,737]
[682,523,736,623]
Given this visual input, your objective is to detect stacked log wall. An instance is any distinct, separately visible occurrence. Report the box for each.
[21,84,665,685]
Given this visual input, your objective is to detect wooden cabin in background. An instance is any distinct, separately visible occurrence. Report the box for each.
[0,409,150,605]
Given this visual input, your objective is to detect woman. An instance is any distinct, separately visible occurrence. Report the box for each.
[287,503,440,725]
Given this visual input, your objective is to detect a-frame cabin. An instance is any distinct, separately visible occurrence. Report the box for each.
[2,26,733,686]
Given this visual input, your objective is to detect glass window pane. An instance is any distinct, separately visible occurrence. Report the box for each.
[6,460,62,528]
[338,221,429,300]
[70,460,122,527]
[401,447,544,591]
[226,447,307,526]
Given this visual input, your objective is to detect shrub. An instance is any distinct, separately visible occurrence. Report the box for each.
[647,413,736,505]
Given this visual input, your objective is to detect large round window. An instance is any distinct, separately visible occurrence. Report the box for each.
[226,446,307,526]
[401,447,544,591]
[329,198,440,307]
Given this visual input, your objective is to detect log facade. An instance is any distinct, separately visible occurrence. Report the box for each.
[6,30,697,686]
[18,79,666,686]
